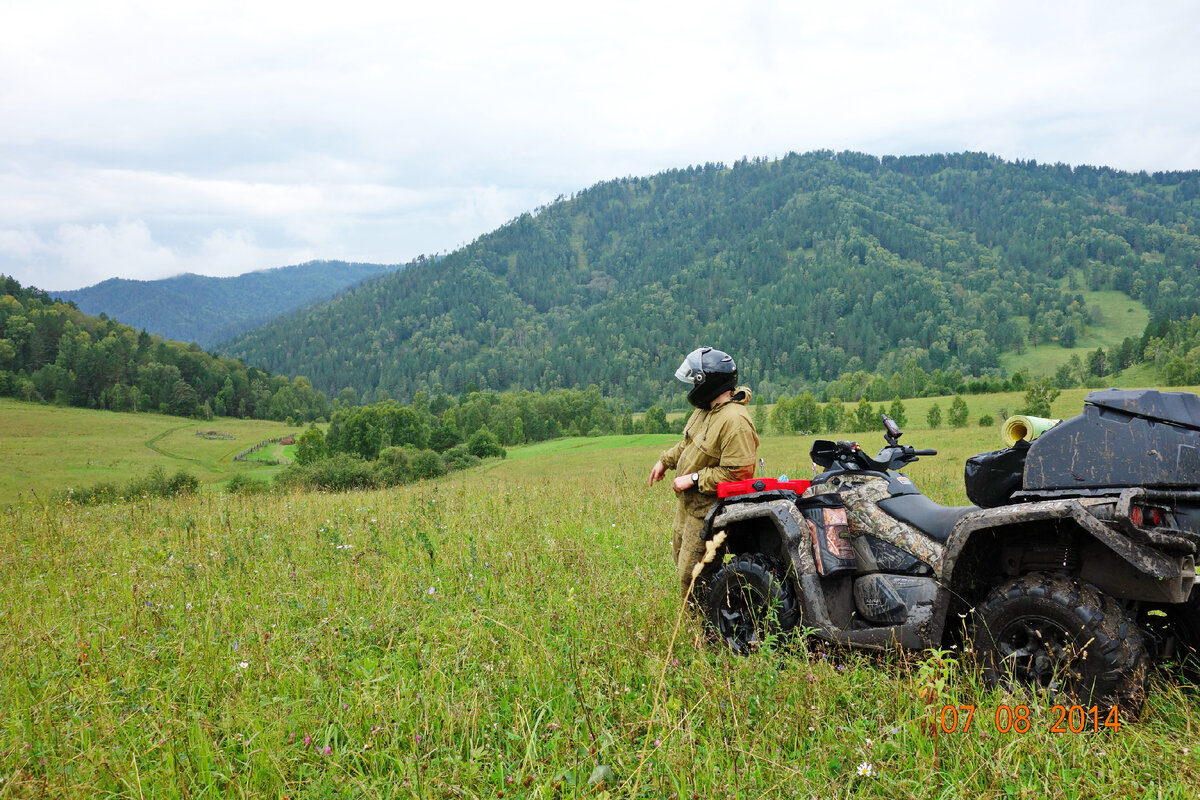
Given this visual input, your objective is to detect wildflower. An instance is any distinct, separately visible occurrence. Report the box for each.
[322,745,332,756]
[427,586,436,596]
[856,762,875,777]
[238,661,248,670]
[304,735,312,747]
[287,733,294,744]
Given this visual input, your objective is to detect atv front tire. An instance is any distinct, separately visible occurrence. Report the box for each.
[704,553,798,654]
[972,572,1147,715]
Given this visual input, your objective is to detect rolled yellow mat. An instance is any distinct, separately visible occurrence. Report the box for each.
[1002,415,1061,447]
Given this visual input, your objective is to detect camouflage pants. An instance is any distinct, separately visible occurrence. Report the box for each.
[671,500,711,600]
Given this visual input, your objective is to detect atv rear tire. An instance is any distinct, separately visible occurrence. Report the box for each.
[972,572,1147,716]
[704,553,798,655]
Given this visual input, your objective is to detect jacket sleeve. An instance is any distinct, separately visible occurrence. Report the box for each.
[658,410,697,470]
[695,413,758,493]
[659,437,686,471]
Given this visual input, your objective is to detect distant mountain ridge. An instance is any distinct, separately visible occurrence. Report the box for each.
[220,151,1200,408]
[53,260,401,346]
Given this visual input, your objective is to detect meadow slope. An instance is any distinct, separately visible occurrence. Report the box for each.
[0,399,300,505]
[3,419,1200,798]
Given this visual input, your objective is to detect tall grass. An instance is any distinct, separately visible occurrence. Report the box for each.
[3,434,1199,797]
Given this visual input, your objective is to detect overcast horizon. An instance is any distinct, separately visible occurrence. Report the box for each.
[4,1,1199,292]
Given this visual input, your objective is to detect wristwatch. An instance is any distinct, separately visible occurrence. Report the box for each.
[690,472,700,486]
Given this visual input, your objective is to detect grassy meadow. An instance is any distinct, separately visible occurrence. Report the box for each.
[998,288,1150,378]
[0,399,301,505]
[3,393,1200,798]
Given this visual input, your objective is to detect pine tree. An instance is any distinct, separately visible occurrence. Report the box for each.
[927,403,942,429]
[948,395,969,428]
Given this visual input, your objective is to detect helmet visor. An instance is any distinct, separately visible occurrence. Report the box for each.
[674,347,710,385]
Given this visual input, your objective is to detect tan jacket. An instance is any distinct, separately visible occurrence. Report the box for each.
[659,386,759,515]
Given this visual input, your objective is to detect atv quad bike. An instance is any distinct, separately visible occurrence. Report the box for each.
[697,389,1200,715]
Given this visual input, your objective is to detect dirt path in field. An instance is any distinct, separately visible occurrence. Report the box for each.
[144,424,206,465]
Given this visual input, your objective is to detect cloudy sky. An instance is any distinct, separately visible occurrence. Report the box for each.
[3,1,1198,291]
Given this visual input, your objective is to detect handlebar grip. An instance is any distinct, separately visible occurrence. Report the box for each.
[912,448,937,456]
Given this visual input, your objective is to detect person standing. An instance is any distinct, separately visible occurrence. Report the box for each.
[649,347,759,600]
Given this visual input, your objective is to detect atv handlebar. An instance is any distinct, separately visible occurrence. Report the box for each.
[911,448,937,456]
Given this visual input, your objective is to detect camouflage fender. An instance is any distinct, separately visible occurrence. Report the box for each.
[808,476,945,573]
[707,498,838,634]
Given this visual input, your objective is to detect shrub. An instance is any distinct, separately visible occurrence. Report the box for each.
[978,414,995,427]
[1020,378,1061,418]
[410,449,447,480]
[442,445,481,472]
[926,403,942,429]
[52,467,200,505]
[163,469,200,496]
[225,473,271,495]
[429,424,461,453]
[948,395,969,428]
[275,453,378,493]
[467,426,507,459]
[294,425,327,465]
[374,446,412,486]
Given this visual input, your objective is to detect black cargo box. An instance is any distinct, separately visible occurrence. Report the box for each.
[1023,389,1200,492]
[965,440,1030,507]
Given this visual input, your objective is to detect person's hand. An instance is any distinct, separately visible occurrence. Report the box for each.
[671,473,695,493]
[648,460,666,486]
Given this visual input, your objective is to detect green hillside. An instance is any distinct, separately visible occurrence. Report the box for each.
[52,260,400,347]
[221,152,1200,407]
[998,286,1149,376]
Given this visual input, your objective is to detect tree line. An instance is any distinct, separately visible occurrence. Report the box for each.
[1,276,329,421]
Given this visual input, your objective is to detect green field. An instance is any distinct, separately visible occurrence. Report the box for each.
[0,399,300,504]
[999,288,1151,378]
[3,395,1200,796]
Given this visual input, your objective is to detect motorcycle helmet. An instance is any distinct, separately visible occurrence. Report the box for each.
[675,346,738,408]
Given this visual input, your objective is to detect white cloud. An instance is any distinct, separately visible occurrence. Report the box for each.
[3,0,1200,289]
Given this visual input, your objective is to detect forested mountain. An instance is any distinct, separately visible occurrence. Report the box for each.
[220,152,1200,408]
[53,260,400,347]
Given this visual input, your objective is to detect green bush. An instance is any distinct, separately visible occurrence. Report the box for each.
[374,446,412,486]
[52,467,200,505]
[428,424,461,453]
[466,426,507,459]
[410,449,446,480]
[442,445,481,472]
[275,453,379,493]
[948,395,970,428]
[225,473,271,495]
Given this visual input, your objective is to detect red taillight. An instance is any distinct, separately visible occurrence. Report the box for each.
[1131,505,1165,527]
